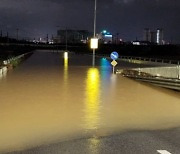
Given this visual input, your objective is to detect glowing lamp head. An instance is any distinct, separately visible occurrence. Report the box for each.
[90,38,98,49]
[64,52,68,59]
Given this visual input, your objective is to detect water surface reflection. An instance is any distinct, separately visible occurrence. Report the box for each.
[63,51,69,87]
[0,51,180,153]
[84,68,101,131]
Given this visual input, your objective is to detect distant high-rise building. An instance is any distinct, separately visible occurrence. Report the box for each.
[157,28,163,45]
[150,31,157,43]
[56,29,90,44]
[143,28,151,42]
[143,28,164,44]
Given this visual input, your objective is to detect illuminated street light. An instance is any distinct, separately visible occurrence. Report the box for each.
[64,51,68,59]
[90,38,98,49]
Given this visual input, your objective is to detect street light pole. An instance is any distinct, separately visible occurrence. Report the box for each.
[94,0,97,38]
[65,28,68,51]
[92,0,97,66]
[16,28,19,40]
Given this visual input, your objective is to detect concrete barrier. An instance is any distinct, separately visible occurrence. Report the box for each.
[132,66,180,79]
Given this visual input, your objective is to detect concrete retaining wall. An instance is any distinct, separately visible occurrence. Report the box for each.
[132,66,180,79]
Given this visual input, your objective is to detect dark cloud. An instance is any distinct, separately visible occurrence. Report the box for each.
[0,0,179,43]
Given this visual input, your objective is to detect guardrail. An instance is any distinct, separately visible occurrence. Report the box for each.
[2,52,32,65]
[119,56,180,65]
[117,68,180,91]
[0,52,32,78]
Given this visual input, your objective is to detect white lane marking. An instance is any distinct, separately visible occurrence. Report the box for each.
[157,150,172,154]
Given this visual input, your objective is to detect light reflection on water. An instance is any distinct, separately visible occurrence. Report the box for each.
[84,68,101,130]
[63,52,68,85]
[0,51,180,153]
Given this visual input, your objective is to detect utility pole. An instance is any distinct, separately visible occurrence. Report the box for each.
[7,32,9,43]
[46,34,49,44]
[65,28,68,51]
[16,28,19,40]
[116,33,119,44]
[0,30,2,37]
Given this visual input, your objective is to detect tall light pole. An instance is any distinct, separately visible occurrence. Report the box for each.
[93,0,97,66]
[65,28,68,51]
[16,28,19,40]
[93,0,97,38]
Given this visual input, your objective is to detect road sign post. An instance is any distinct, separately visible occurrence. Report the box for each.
[111,60,118,74]
[110,51,119,74]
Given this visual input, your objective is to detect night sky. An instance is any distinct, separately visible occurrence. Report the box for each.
[0,0,180,43]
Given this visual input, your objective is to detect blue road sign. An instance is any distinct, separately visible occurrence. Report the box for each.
[110,52,119,60]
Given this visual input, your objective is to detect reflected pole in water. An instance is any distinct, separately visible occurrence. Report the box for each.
[93,49,95,66]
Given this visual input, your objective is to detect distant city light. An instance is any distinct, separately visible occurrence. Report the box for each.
[133,42,140,45]
[104,34,112,37]
[103,30,107,34]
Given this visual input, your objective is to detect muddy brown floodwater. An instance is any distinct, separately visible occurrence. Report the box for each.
[0,50,180,153]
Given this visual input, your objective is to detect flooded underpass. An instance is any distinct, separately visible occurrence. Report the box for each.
[0,50,180,153]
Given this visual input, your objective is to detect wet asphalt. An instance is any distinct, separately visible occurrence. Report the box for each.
[5,128,180,154]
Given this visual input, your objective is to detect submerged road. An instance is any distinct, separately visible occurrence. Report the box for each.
[0,50,180,154]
